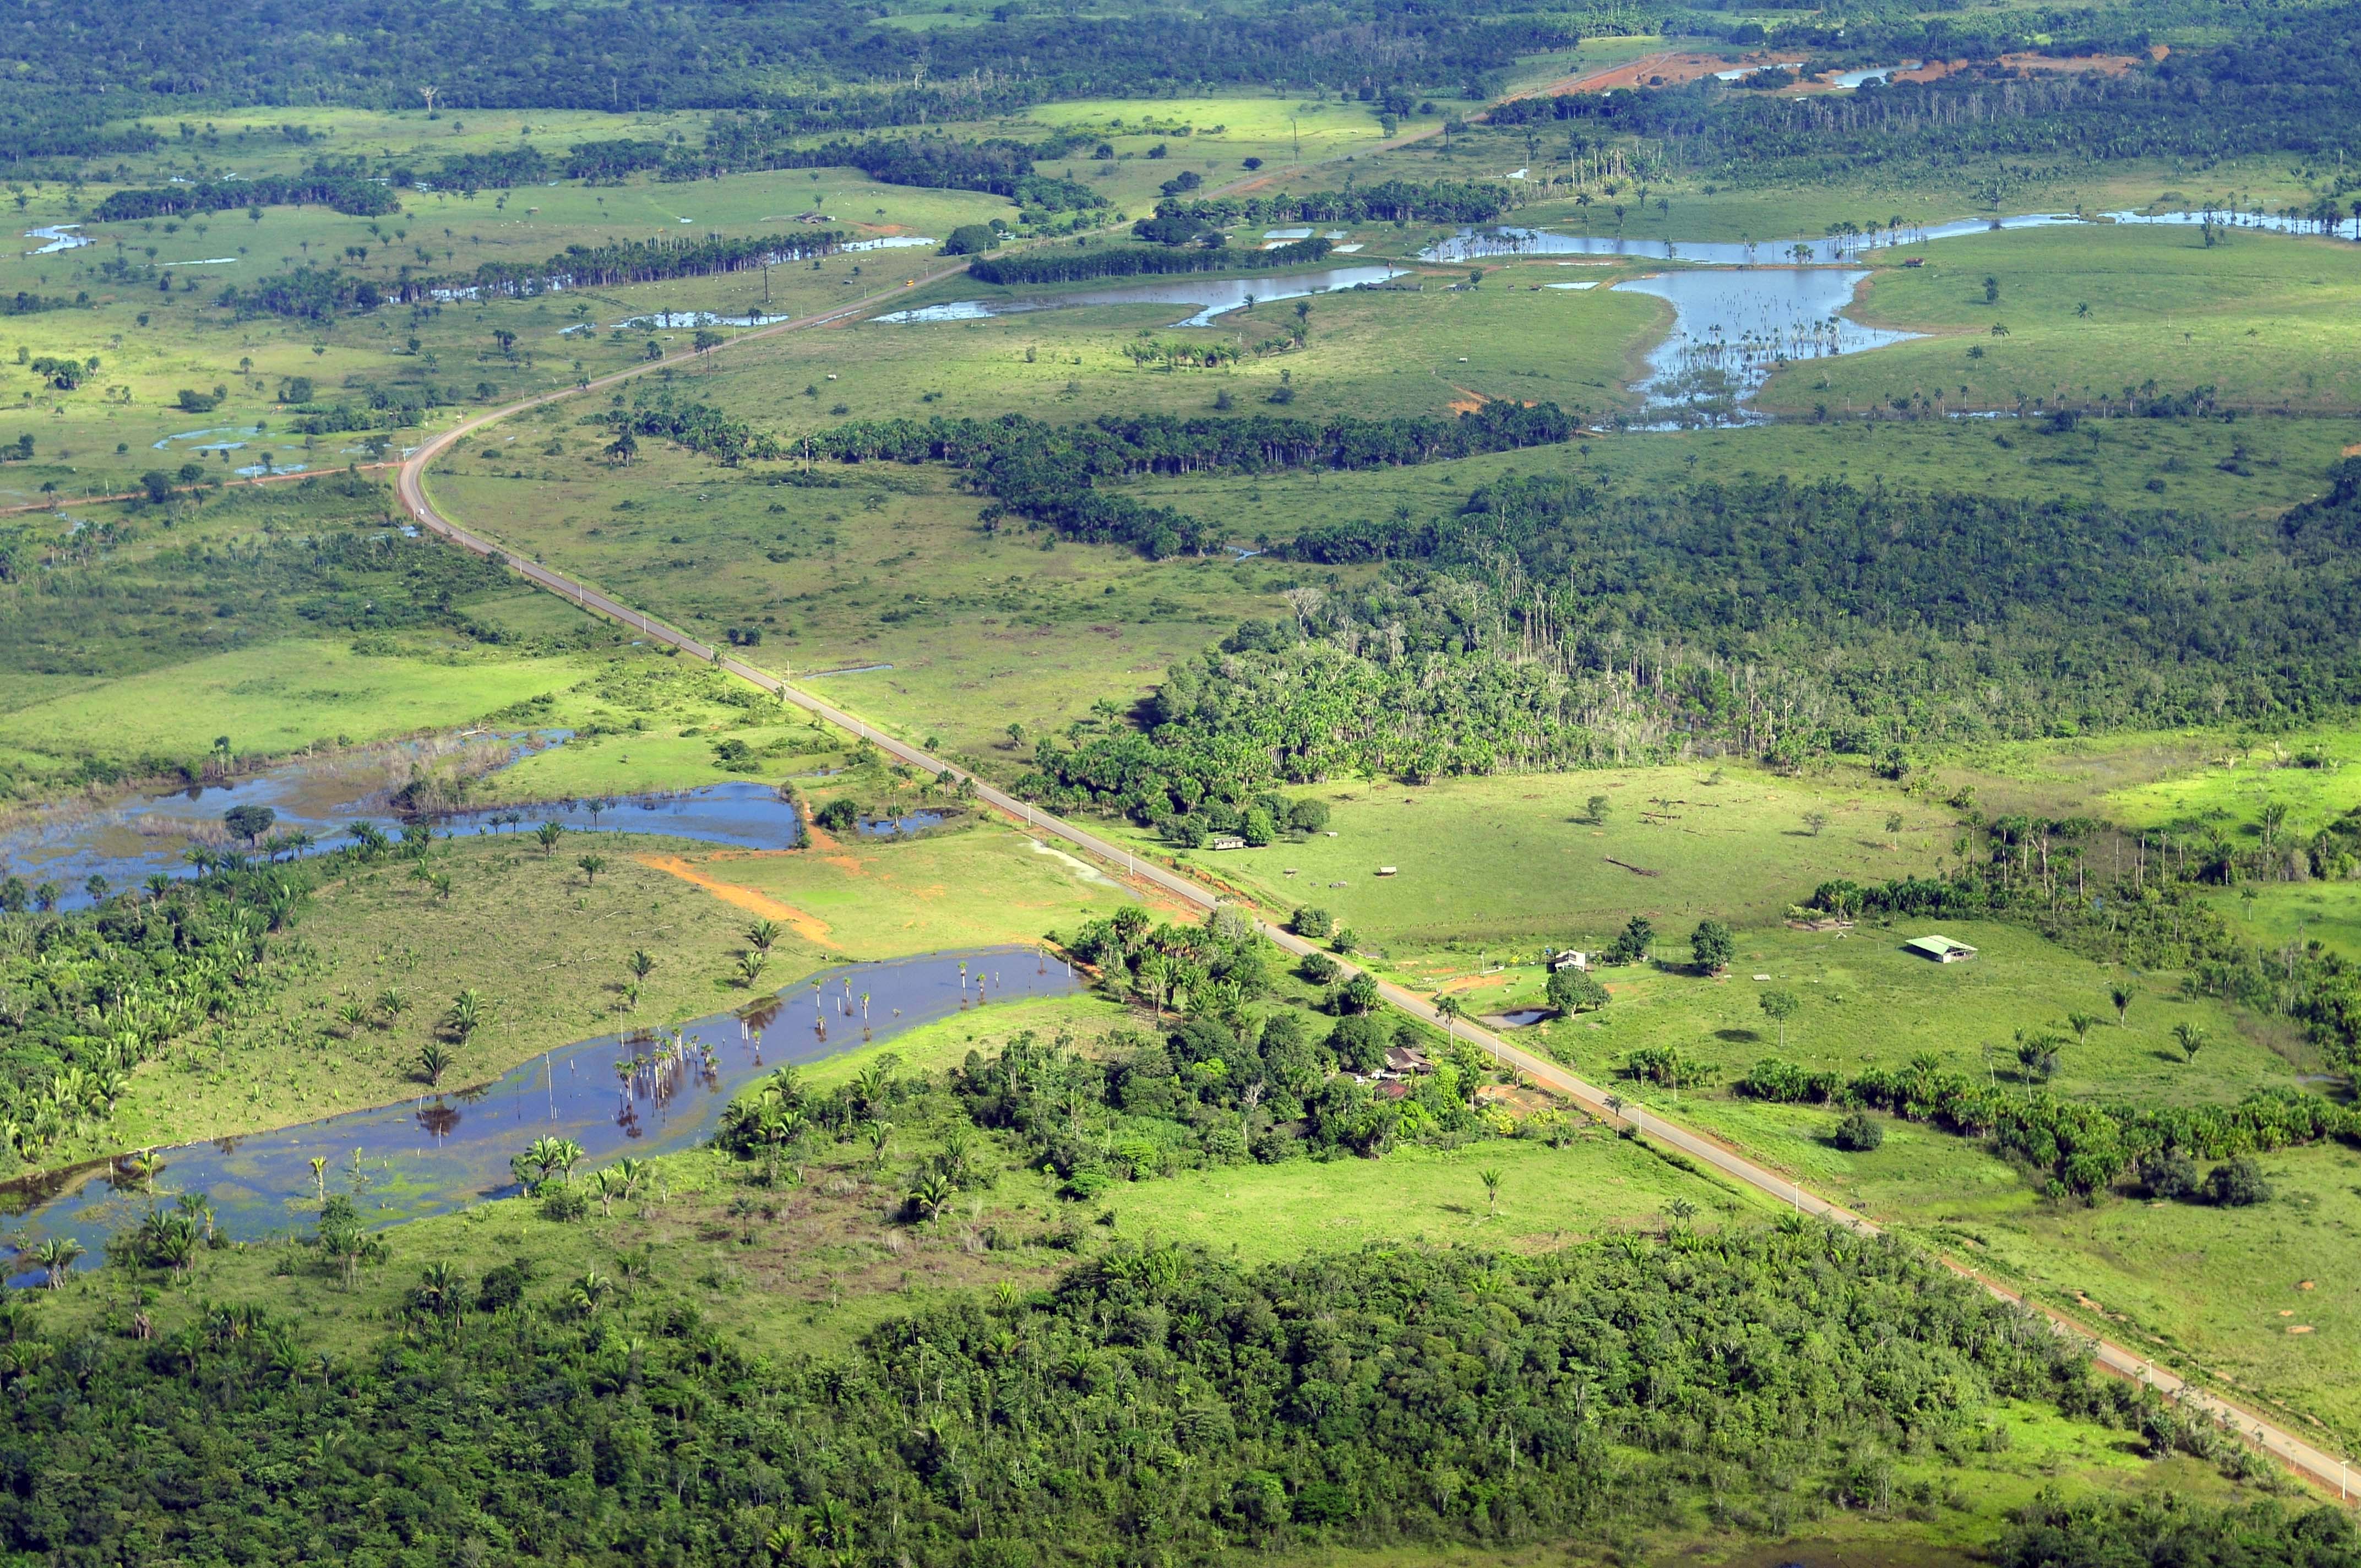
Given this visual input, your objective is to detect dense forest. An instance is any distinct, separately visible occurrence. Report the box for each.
[0,1221,2267,1563]
[0,0,1573,159]
[1998,1493,2360,1568]
[1018,455,2361,818]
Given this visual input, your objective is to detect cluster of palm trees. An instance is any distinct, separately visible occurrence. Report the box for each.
[1120,339,1241,371]
[736,918,781,992]
[510,1137,652,1217]
[1820,215,1916,254]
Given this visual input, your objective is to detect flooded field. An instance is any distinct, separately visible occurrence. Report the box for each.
[0,733,807,910]
[2,946,1079,1280]
[874,264,1403,329]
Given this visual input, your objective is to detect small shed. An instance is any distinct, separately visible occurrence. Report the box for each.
[1207,834,1246,851]
[1905,934,1978,963]
[1375,865,1398,877]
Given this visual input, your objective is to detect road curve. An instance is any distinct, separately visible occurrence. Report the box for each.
[396,286,2358,1510]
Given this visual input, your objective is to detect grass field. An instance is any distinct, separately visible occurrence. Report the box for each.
[2102,725,2361,840]
[1427,917,2297,1104]
[420,434,1317,762]
[0,639,588,778]
[1774,221,2361,415]
[1115,761,1950,950]
[1,164,998,501]
[679,260,1660,426]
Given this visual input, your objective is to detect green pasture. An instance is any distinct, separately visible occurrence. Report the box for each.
[697,260,1657,427]
[2205,880,2361,965]
[1139,405,2348,548]
[0,639,587,777]
[1109,1130,1769,1260]
[95,107,712,186]
[421,434,1310,761]
[2103,726,2361,840]
[1,167,995,498]
[1113,763,1946,951]
[1020,90,1400,200]
[1775,221,2361,415]
[1481,917,2294,1103]
[643,818,1144,958]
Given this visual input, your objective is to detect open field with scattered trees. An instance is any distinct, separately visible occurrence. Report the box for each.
[4,0,2361,1556]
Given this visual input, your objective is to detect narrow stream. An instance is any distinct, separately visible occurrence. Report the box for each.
[2,946,1080,1281]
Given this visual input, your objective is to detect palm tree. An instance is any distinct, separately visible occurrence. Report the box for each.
[593,1167,629,1217]
[415,1261,465,1325]
[1479,1167,1502,1217]
[576,852,607,886]
[176,1190,215,1244]
[737,951,769,989]
[2173,1022,2206,1063]
[438,990,482,1049]
[759,1106,806,1186]
[334,1000,368,1037]
[2065,1011,2097,1046]
[416,1041,456,1088]
[376,987,406,1023]
[614,1157,650,1201]
[746,918,781,953]
[547,1137,585,1184]
[309,1156,328,1202]
[428,871,454,902]
[2110,982,2134,1025]
[628,949,656,982]
[863,1119,893,1167]
[534,821,564,854]
[1138,952,1174,1018]
[569,1270,612,1315]
[907,1170,954,1221]
[29,1236,82,1289]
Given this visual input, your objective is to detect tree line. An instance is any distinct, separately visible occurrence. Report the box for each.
[968,235,1333,284]
[220,229,851,320]
[809,400,1576,557]
[93,170,403,222]
[1156,177,1519,231]
[1738,1054,2353,1204]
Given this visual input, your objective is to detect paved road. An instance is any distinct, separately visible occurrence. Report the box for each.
[396,274,2358,1512]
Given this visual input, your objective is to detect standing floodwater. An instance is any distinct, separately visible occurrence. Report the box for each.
[2,946,1078,1280]
[1614,268,1917,425]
